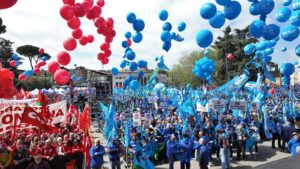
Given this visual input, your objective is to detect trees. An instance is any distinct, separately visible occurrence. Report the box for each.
[16,45,40,70]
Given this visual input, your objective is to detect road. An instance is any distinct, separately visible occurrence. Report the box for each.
[90,120,291,169]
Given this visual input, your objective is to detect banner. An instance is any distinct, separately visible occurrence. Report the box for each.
[229,100,247,110]
[0,100,67,133]
[209,99,225,110]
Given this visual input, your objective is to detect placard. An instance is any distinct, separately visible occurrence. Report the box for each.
[147,96,158,103]
[229,100,247,110]
[159,102,168,108]
[210,99,225,110]
[145,113,152,121]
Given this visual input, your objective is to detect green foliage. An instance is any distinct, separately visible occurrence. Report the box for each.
[0,18,7,34]
[14,76,54,91]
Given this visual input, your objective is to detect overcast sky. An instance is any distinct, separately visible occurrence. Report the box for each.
[0,0,299,71]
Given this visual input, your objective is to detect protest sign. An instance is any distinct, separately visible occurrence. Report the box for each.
[229,100,247,110]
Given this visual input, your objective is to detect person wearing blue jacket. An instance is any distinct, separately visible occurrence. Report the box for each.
[287,132,300,156]
[178,131,194,169]
[90,139,105,169]
[197,138,210,169]
[166,134,178,169]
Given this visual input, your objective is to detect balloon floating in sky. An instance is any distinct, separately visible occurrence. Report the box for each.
[296,45,300,57]
[281,25,300,41]
[224,1,242,20]
[290,10,300,27]
[244,44,256,55]
[0,0,17,10]
[111,67,119,76]
[192,57,216,84]
[196,29,213,48]
[54,69,70,85]
[263,24,280,40]
[130,80,139,90]
[200,3,217,20]
[275,7,291,22]
[209,11,226,29]
[283,0,292,6]
[159,10,168,21]
[215,0,231,6]
[177,22,186,32]
[249,20,267,38]
[281,47,287,52]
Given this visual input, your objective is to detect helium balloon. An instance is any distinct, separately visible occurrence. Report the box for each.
[290,10,300,27]
[128,75,135,81]
[97,53,105,61]
[177,22,186,32]
[126,50,136,60]
[293,0,300,11]
[48,61,60,74]
[138,71,144,78]
[104,50,111,57]
[67,17,81,29]
[96,0,105,7]
[111,67,119,75]
[161,31,171,42]
[216,0,231,6]
[74,3,86,17]
[120,60,127,68]
[18,74,26,81]
[127,39,132,46]
[264,55,272,62]
[159,10,168,21]
[87,35,94,43]
[129,62,138,72]
[86,6,102,20]
[163,22,172,31]
[263,24,280,40]
[196,29,213,48]
[257,0,275,15]
[227,53,233,60]
[60,4,75,20]
[9,60,16,67]
[101,57,109,64]
[79,36,88,46]
[138,60,148,68]
[54,69,70,85]
[294,61,299,65]
[11,53,19,60]
[133,19,145,32]
[281,25,299,41]
[63,37,77,51]
[122,41,129,48]
[249,20,267,38]
[130,80,139,90]
[57,51,71,66]
[204,50,210,56]
[244,44,255,55]
[224,1,242,20]
[100,42,110,51]
[268,39,277,47]
[209,11,226,29]
[24,70,34,77]
[296,45,300,57]
[125,31,132,38]
[127,12,136,23]
[264,48,274,55]
[283,0,292,6]
[162,41,172,52]
[281,47,287,52]
[71,74,76,81]
[34,68,40,75]
[63,0,75,5]
[132,32,143,43]
[256,41,269,51]
[0,0,17,10]
[94,17,105,27]
[275,7,291,23]
[249,2,259,16]
[200,3,217,20]
[39,48,45,54]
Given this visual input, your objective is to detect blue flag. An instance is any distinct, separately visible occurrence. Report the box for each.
[98,102,108,120]
[125,122,130,147]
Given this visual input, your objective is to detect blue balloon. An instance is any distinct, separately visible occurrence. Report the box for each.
[209,11,226,29]
[125,31,132,38]
[41,56,48,61]
[249,20,267,38]
[293,0,300,11]
[200,3,217,19]
[111,67,119,76]
[127,12,136,23]
[196,29,213,48]
[138,71,144,78]
[257,0,275,15]
[128,75,135,81]
[275,7,291,22]
[159,10,168,21]
[71,74,76,81]
[162,41,172,52]
[268,39,277,47]
[177,22,186,32]
[244,44,255,55]
[126,50,136,60]
[12,53,19,60]
[249,2,259,16]
[133,19,145,32]
[224,1,242,20]
[24,70,34,77]
[122,41,128,48]
[162,22,172,31]
[294,61,299,65]
[264,48,274,55]
[296,45,300,57]
[280,63,295,76]
[161,31,171,42]
[263,24,280,40]
[129,62,138,72]
[204,50,210,56]
[16,60,20,66]
[130,80,139,90]
[283,0,292,6]
[132,32,143,43]
[120,60,127,68]
[124,79,130,86]
[138,60,148,68]
[290,10,300,27]
[281,25,299,41]
[77,77,82,81]
[264,55,272,62]
[216,0,231,6]
[281,47,287,52]
[256,41,269,51]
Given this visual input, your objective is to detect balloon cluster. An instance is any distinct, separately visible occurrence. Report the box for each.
[126,12,145,43]
[0,67,18,99]
[248,0,275,19]
[10,53,21,67]
[0,0,17,10]
[159,10,186,52]
[192,56,216,84]
[200,1,241,29]
[280,63,295,86]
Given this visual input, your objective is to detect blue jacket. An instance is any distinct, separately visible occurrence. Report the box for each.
[198,145,210,164]
[166,140,178,159]
[90,145,105,167]
[108,142,121,161]
[179,137,194,162]
[287,138,300,156]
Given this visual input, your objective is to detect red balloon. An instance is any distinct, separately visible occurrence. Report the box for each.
[127,39,132,47]
[48,61,61,74]
[62,0,75,5]
[63,37,77,51]
[9,60,16,67]
[87,35,94,43]
[86,5,102,20]
[227,53,234,60]
[60,4,75,20]
[39,48,45,54]
[106,17,114,29]
[39,61,47,67]
[104,50,111,57]
[79,36,88,46]
[82,0,93,12]
[100,42,110,51]
[97,53,105,61]
[72,29,83,39]
[101,57,109,64]
[0,0,17,10]
[96,0,105,7]
[94,17,105,27]
[54,69,70,85]
[105,36,113,43]
[97,26,106,35]
[74,3,86,17]
[67,17,81,29]
[34,64,41,69]
[18,74,27,81]
[34,68,40,75]
[57,51,71,66]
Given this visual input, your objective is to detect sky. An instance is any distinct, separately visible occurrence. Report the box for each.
[0,0,299,71]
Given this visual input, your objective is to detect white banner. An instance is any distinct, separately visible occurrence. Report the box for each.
[0,100,67,134]
[229,100,247,110]
[209,99,226,110]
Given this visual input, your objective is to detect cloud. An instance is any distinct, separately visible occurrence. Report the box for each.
[0,0,298,72]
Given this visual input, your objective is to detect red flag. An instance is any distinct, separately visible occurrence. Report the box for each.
[37,92,51,121]
[79,106,90,130]
[21,106,57,133]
